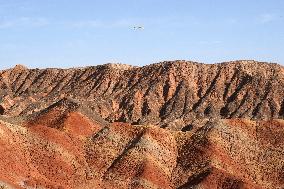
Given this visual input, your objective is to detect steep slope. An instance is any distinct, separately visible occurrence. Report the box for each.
[26,97,107,136]
[0,60,283,127]
[173,119,284,189]
[0,112,283,188]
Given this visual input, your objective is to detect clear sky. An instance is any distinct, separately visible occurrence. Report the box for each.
[0,0,283,69]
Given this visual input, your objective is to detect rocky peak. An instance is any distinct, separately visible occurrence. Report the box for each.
[13,64,28,72]
[98,63,137,71]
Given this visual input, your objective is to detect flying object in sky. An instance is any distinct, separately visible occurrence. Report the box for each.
[133,26,144,30]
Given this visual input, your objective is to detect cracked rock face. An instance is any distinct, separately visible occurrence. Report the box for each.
[0,60,283,189]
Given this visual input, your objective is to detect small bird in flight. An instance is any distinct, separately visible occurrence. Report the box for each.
[133,26,144,30]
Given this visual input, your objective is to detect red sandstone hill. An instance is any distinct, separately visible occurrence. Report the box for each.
[0,60,283,123]
[0,112,283,188]
[0,60,283,189]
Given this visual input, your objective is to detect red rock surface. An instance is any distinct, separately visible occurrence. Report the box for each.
[0,60,283,188]
[0,112,283,188]
[0,60,283,124]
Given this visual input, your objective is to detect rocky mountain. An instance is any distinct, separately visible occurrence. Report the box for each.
[0,60,283,189]
[1,60,284,125]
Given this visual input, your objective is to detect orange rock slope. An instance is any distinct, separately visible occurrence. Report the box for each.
[0,108,283,189]
[0,60,283,189]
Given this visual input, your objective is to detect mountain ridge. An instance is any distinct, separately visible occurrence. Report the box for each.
[0,60,283,125]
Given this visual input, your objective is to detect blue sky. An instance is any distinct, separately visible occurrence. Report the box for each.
[0,0,283,69]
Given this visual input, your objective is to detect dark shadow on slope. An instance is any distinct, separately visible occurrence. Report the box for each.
[177,169,211,189]
[181,124,193,132]
[279,100,284,118]
[0,105,4,115]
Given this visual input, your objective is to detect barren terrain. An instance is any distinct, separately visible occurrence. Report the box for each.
[0,60,283,189]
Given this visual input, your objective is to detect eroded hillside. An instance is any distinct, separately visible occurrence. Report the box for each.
[0,106,283,188]
[0,60,283,126]
[0,60,283,189]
